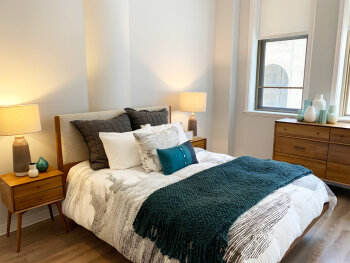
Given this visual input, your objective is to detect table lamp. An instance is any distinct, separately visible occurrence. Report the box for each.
[0,104,41,176]
[179,92,207,137]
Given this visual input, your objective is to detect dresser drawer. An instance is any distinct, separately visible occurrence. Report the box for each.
[326,162,350,185]
[15,187,63,211]
[328,144,350,165]
[330,128,350,144]
[275,122,330,141]
[274,136,328,160]
[13,176,62,199]
[274,153,326,179]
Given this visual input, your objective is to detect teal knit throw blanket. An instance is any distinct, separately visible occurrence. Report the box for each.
[133,156,312,263]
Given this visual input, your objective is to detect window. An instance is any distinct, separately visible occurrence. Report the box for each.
[255,35,308,113]
[341,32,350,116]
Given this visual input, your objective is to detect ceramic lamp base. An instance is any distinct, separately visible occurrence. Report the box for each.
[188,113,197,137]
[13,136,31,177]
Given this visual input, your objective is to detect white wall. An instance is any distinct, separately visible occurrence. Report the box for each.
[0,0,89,234]
[84,0,131,111]
[308,0,340,103]
[129,0,216,144]
[84,0,216,145]
[212,0,240,154]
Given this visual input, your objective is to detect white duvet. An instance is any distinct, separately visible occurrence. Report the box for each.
[62,149,336,263]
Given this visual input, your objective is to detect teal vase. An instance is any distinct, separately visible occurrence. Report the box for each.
[36,156,49,173]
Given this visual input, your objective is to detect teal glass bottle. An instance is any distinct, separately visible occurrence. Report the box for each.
[36,156,49,173]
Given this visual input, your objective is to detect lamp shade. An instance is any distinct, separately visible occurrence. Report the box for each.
[0,104,41,136]
[179,92,207,112]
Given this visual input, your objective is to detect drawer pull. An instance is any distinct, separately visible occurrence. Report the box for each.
[294,146,306,151]
[316,132,320,135]
[341,135,344,138]
[284,128,287,131]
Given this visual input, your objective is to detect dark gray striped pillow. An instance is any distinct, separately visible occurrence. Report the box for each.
[71,113,132,170]
[124,108,168,130]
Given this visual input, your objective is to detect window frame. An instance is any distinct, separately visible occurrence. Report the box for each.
[255,35,309,113]
[340,31,350,117]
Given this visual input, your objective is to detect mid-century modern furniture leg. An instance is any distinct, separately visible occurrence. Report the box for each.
[17,213,22,253]
[56,201,68,233]
[7,210,11,237]
[48,204,54,221]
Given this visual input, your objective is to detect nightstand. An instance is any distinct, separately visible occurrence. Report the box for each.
[0,166,68,252]
[190,137,207,150]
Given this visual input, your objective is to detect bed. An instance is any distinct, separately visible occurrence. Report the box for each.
[54,106,336,263]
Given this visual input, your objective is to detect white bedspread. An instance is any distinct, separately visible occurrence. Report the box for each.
[62,149,336,263]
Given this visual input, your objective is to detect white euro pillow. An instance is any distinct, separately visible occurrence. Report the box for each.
[99,126,150,170]
[141,122,188,144]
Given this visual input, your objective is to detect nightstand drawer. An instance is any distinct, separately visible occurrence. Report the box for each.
[13,176,62,199]
[15,187,63,211]
[191,140,206,149]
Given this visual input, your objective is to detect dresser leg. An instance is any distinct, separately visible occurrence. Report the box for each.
[6,210,11,237]
[55,201,68,233]
[16,213,22,253]
[48,204,54,221]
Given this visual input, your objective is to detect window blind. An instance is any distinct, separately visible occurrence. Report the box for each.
[259,0,312,39]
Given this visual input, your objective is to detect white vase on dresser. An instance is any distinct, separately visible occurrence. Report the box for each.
[304,106,317,122]
[312,94,326,119]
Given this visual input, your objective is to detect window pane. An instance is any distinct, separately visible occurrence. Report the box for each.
[259,88,303,109]
[263,38,307,87]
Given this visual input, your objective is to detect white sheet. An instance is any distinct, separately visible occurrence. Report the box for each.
[62,149,336,263]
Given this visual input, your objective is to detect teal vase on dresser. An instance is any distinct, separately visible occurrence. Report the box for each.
[36,156,49,172]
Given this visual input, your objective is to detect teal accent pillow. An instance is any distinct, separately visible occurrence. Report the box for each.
[157,141,198,175]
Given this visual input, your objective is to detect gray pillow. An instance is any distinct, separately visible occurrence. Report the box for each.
[124,108,168,130]
[71,113,132,170]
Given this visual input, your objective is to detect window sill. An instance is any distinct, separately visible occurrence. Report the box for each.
[243,110,297,118]
[338,116,350,123]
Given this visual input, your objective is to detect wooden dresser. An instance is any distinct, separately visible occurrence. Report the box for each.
[273,118,350,187]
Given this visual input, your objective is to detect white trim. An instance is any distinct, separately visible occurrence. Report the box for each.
[330,0,350,111]
[244,0,316,113]
[244,0,260,112]
[259,31,309,41]
[302,0,317,104]
[244,110,297,118]
[243,110,297,118]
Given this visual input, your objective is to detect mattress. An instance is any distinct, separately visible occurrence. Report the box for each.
[62,149,336,263]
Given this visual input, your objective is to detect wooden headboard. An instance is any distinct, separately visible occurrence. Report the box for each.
[54,106,171,182]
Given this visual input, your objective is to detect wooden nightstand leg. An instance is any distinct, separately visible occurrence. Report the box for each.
[16,213,22,253]
[6,210,11,237]
[55,201,68,233]
[48,204,54,221]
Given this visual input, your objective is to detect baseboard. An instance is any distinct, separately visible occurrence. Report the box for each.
[0,206,59,236]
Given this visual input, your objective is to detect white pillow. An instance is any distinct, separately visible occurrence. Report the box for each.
[141,122,187,144]
[99,128,147,170]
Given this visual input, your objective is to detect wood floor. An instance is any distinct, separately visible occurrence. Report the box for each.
[0,185,349,263]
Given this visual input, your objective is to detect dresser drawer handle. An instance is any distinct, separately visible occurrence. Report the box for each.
[294,146,306,151]
[340,135,344,138]
[316,132,320,135]
[283,128,287,131]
